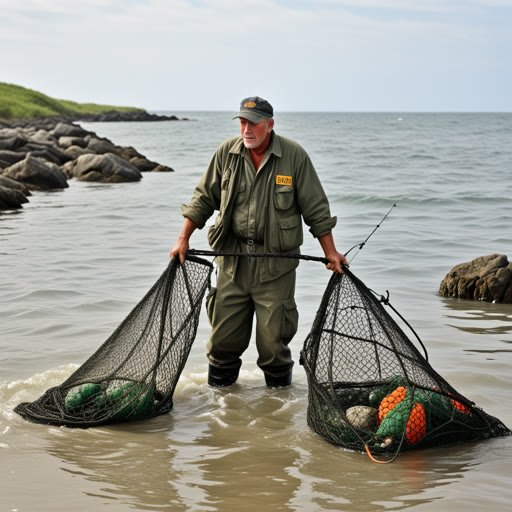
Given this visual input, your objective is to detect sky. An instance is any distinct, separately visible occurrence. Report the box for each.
[0,0,511,112]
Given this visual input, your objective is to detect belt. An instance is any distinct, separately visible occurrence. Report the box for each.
[238,237,263,246]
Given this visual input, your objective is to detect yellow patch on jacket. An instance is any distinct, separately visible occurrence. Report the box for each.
[276,175,292,186]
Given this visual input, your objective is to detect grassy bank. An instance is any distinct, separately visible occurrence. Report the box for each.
[0,82,144,120]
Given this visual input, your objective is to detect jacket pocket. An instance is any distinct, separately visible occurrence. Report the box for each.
[234,181,246,205]
[205,286,217,326]
[274,186,294,210]
[277,215,303,252]
[280,298,298,344]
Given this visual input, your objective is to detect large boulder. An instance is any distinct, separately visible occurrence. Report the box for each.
[440,254,512,303]
[50,122,89,138]
[114,145,140,160]
[87,137,118,155]
[17,142,73,166]
[0,175,31,210]
[0,185,28,209]
[129,156,158,172]
[2,154,68,190]
[58,136,88,149]
[65,145,90,159]
[68,153,142,183]
[0,150,26,168]
[0,174,31,196]
[0,134,27,151]
[31,129,57,144]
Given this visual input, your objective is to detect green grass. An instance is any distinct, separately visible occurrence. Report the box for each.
[0,82,144,120]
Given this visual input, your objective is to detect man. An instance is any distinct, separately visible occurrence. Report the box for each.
[170,96,347,388]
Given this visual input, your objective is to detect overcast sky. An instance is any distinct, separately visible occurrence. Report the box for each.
[1,0,510,112]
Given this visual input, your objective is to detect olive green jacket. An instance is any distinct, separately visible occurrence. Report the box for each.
[181,133,336,282]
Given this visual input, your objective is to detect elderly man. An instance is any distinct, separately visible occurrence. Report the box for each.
[171,96,347,388]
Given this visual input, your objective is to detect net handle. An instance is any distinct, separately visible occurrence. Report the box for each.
[187,248,331,265]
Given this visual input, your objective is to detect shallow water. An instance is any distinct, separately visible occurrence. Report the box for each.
[1,112,511,511]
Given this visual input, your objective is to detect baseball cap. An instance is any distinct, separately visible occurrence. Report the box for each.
[233,96,273,123]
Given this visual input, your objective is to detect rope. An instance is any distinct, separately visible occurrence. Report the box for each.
[365,445,401,464]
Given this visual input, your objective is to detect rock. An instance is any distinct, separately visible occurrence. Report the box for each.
[58,136,87,149]
[0,174,32,203]
[87,137,118,155]
[0,184,29,209]
[0,175,30,209]
[68,153,142,183]
[50,122,89,138]
[0,174,31,196]
[0,135,27,151]
[65,145,90,159]
[440,254,512,303]
[60,160,75,180]
[346,406,378,429]
[112,145,139,160]
[129,156,158,172]
[2,154,69,190]
[16,142,73,166]
[0,150,26,168]
[152,164,174,172]
[31,129,57,144]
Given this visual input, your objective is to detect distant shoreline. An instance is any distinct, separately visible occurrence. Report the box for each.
[0,110,183,128]
[0,82,184,123]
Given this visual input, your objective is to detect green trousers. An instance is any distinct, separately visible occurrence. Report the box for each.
[206,252,298,377]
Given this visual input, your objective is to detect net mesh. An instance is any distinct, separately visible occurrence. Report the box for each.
[300,268,511,456]
[15,256,213,428]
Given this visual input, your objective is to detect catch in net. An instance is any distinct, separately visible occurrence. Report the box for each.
[15,256,213,428]
[300,267,511,460]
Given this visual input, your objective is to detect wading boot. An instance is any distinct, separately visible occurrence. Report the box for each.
[265,372,292,388]
[208,364,240,387]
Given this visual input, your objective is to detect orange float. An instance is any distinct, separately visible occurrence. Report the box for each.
[377,386,407,426]
[405,403,427,445]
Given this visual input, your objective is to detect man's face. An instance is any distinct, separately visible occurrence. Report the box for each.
[239,117,274,149]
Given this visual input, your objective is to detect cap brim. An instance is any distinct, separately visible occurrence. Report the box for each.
[233,111,266,123]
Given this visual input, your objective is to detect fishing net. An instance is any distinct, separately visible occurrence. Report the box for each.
[300,267,511,459]
[15,256,213,428]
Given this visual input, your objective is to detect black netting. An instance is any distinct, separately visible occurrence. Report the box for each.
[15,256,213,428]
[300,268,511,458]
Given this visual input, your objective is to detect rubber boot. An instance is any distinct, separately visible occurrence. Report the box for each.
[208,364,240,387]
[265,371,292,388]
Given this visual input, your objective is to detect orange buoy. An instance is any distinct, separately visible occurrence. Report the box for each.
[377,386,407,426]
[405,403,427,445]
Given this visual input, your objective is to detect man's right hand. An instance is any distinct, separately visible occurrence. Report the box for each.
[170,237,190,264]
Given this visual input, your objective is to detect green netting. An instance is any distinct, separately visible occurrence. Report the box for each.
[300,268,511,457]
[15,256,213,428]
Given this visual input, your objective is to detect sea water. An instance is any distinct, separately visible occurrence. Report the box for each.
[1,112,511,511]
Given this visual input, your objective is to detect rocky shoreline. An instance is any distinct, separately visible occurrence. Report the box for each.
[0,112,178,210]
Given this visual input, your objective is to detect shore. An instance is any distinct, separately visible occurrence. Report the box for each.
[0,111,179,210]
